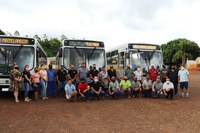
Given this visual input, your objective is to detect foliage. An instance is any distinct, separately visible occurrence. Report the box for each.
[161,38,200,65]
[0,29,6,35]
[35,34,61,57]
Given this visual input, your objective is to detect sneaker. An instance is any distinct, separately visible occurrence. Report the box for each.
[45,97,48,100]
[181,93,185,97]
[186,94,189,98]
[27,98,32,101]
[24,98,30,102]
[42,97,46,100]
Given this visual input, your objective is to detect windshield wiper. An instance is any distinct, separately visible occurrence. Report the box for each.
[13,45,23,59]
[74,46,82,57]
[89,47,96,58]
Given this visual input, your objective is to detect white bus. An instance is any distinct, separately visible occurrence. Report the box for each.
[56,39,106,80]
[0,35,47,91]
[106,43,163,71]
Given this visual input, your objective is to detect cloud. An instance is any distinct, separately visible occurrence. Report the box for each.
[0,0,200,50]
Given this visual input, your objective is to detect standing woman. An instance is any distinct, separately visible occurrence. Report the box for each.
[31,67,41,100]
[39,64,48,100]
[23,65,32,102]
[9,64,22,103]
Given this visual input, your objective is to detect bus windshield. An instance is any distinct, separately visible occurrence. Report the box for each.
[64,48,105,69]
[130,51,163,71]
[0,46,34,75]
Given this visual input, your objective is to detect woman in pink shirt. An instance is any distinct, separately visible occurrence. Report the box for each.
[31,67,41,100]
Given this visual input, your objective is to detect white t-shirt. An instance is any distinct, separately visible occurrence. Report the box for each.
[163,82,174,91]
[134,70,142,81]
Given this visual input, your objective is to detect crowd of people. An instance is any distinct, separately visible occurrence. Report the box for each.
[9,63,190,103]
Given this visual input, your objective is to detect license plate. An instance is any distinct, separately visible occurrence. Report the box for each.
[2,88,9,91]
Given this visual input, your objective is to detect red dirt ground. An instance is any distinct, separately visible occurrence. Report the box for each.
[0,72,200,133]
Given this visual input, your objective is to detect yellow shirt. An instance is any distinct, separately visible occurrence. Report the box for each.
[120,80,131,90]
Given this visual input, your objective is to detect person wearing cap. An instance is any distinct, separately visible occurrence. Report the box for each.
[148,65,158,82]
[131,77,142,97]
[178,65,190,97]
[78,78,91,101]
[125,64,134,82]
[142,76,152,98]
[47,64,56,97]
[56,65,68,97]
[65,79,77,102]
[68,64,77,87]
[107,65,117,81]
[163,78,174,100]
[152,77,163,98]
[9,64,22,103]
[108,77,121,98]
[89,64,100,81]
[116,64,125,82]
[90,76,104,99]
[120,76,132,98]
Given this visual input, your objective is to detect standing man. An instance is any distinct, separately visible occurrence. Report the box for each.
[163,78,174,100]
[167,65,178,95]
[125,64,134,82]
[178,65,190,97]
[47,64,56,97]
[89,64,99,81]
[160,65,168,83]
[56,65,68,97]
[99,66,108,82]
[39,64,48,100]
[78,63,89,82]
[148,65,158,82]
[68,64,77,87]
[116,64,125,82]
[107,65,117,81]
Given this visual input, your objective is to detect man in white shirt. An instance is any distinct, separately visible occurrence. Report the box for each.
[163,78,174,100]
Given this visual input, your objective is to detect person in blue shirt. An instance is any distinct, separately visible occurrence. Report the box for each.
[65,79,77,102]
[178,65,190,98]
[47,64,56,97]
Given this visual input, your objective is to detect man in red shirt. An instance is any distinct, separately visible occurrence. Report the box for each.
[78,78,90,101]
[148,65,158,82]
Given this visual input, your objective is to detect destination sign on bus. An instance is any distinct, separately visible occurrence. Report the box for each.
[0,37,34,45]
[64,40,104,47]
[129,44,158,50]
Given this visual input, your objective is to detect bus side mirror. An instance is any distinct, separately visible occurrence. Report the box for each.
[125,53,129,59]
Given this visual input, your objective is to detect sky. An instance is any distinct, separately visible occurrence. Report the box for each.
[0,0,200,50]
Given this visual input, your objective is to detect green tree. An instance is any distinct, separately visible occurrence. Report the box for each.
[0,29,5,35]
[161,38,200,65]
[35,34,61,57]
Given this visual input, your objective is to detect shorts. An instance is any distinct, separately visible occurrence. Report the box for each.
[180,82,188,89]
